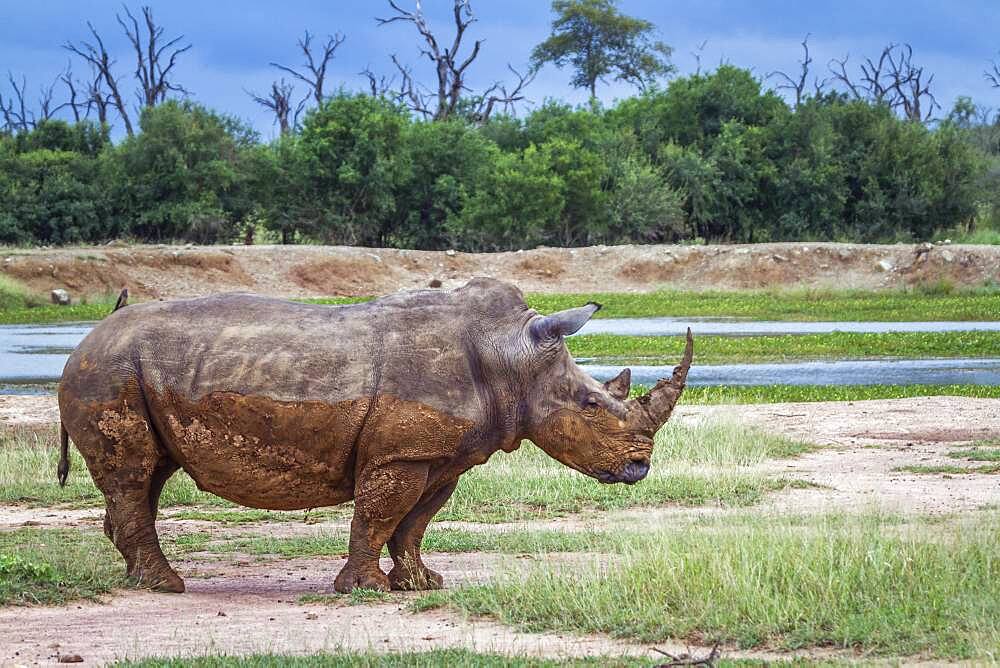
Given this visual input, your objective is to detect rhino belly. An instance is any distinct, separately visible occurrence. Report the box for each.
[154,391,368,510]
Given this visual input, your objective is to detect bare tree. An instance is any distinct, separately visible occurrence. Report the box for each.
[65,21,136,135]
[987,56,1000,88]
[59,64,84,122]
[0,73,31,132]
[249,79,305,135]
[827,43,939,122]
[270,31,345,106]
[467,64,535,122]
[691,40,708,76]
[361,65,398,99]
[376,0,530,122]
[767,34,823,107]
[117,5,192,108]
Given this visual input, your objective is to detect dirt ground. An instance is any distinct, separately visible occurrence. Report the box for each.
[1,396,998,665]
[4,241,999,300]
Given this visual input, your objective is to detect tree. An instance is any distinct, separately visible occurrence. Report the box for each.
[827,43,939,122]
[269,31,344,107]
[294,94,411,245]
[111,101,256,242]
[375,1,533,122]
[532,0,673,98]
[65,5,190,136]
[987,55,1000,88]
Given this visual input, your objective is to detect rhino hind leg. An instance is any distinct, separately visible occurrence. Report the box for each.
[387,480,458,591]
[78,398,185,593]
[334,460,430,593]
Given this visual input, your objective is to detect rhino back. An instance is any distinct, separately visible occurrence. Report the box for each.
[63,279,532,424]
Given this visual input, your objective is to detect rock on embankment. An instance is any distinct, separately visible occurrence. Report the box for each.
[2,242,998,299]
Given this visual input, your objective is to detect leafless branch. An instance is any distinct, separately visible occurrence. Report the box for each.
[651,643,721,667]
[986,56,1000,88]
[691,40,708,76]
[377,0,504,121]
[471,64,535,122]
[248,79,305,135]
[64,20,135,135]
[361,65,398,99]
[270,30,345,106]
[117,5,192,109]
[59,64,84,122]
[0,72,32,131]
[767,34,817,107]
[828,43,938,122]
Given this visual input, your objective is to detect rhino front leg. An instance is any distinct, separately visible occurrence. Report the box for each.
[334,460,429,593]
[387,480,458,590]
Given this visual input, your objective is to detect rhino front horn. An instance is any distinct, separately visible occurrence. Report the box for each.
[630,328,694,429]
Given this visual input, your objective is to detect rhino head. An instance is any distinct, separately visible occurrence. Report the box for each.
[522,303,693,485]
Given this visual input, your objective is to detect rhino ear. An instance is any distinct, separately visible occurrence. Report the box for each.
[604,368,631,400]
[530,302,601,343]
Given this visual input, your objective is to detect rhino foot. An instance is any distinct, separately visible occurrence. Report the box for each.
[333,566,390,593]
[129,566,185,593]
[387,565,444,591]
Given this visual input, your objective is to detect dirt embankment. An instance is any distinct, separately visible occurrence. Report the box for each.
[3,242,998,300]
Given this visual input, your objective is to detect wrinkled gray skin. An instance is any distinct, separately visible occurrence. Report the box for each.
[58,278,692,593]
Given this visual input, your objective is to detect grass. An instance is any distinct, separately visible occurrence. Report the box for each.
[670,383,1000,404]
[569,331,1000,364]
[420,513,1000,659]
[5,284,1000,324]
[0,427,231,508]
[0,274,123,324]
[436,422,808,522]
[525,286,1000,321]
[948,444,1000,462]
[112,650,670,667]
[298,588,390,605]
[0,422,808,518]
[895,464,1000,475]
[0,527,127,605]
[173,526,621,559]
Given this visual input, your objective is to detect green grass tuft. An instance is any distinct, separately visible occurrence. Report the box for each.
[0,528,127,605]
[423,513,1000,658]
[569,331,1000,364]
[526,287,1000,321]
[948,446,1000,462]
[671,384,1000,404]
[895,463,1000,475]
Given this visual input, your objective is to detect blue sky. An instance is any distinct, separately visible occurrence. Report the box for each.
[2,1,998,139]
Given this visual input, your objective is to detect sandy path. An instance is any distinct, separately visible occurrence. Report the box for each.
[673,397,1000,514]
[0,553,812,666]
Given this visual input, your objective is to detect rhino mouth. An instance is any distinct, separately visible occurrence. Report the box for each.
[595,459,650,485]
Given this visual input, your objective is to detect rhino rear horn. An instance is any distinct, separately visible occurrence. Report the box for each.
[604,368,631,400]
[530,302,601,343]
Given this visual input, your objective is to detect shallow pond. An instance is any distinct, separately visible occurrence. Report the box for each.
[1,322,999,393]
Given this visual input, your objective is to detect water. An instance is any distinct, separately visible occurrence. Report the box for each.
[579,317,1000,337]
[1,322,998,393]
[583,358,1000,387]
[0,324,90,383]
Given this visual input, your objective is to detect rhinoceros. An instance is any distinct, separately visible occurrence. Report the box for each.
[57,278,692,593]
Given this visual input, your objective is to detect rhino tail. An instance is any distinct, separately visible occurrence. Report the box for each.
[113,288,129,312]
[57,422,70,487]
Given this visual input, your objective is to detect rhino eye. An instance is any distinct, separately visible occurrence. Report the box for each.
[585,394,600,407]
